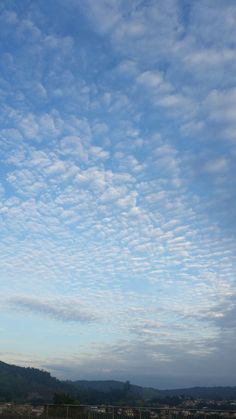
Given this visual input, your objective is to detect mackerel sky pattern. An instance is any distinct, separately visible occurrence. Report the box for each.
[0,0,236,388]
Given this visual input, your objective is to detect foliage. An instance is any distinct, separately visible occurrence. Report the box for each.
[53,392,76,405]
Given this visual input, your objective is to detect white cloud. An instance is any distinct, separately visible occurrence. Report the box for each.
[204,158,229,174]
[60,136,88,160]
[137,71,163,88]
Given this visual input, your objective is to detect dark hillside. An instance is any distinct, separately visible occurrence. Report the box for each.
[1,360,236,403]
[161,386,236,400]
[0,361,73,402]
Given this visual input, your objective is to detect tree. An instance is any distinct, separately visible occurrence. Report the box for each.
[124,381,131,394]
[53,392,75,405]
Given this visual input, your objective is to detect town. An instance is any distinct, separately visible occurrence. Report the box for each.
[1,400,236,418]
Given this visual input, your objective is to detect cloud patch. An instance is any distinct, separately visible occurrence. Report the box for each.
[9,296,97,323]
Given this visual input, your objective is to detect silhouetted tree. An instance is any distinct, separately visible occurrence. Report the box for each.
[53,392,75,405]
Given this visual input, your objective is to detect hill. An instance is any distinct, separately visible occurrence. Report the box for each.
[160,386,236,400]
[70,379,161,403]
[1,360,236,403]
[0,361,73,402]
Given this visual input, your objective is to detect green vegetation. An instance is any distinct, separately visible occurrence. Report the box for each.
[0,361,74,403]
[53,392,76,405]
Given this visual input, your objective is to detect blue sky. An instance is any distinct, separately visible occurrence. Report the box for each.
[0,0,236,389]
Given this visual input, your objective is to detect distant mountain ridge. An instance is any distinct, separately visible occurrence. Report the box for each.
[0,360,236,403]
[72,379,142,393]
[161,386,236,400]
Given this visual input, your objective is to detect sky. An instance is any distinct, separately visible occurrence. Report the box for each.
[0,0,236,390]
